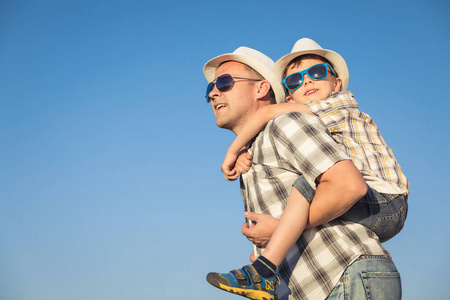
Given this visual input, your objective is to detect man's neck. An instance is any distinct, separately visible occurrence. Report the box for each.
[231,99,272,135]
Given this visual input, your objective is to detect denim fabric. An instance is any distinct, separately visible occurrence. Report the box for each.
[292,175,408,242]
[292,174,316,203]
[326,255,401,300]
[339,188,408,242]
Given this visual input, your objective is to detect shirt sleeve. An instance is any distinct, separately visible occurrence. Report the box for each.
[267,112,349,187]
[306,91,358,134]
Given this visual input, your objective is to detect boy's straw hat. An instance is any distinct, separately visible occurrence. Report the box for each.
[204,47,285,103]
[273,38,349,91]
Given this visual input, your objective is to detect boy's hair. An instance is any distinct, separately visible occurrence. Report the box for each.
[283,54,339,78]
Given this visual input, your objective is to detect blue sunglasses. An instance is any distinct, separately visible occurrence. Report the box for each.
[282,63,337,92]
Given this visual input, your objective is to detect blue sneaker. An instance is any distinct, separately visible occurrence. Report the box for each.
[206,265,279,300]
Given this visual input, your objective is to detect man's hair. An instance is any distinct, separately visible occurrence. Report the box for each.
[219,61,276,104]
[283,54,339,78]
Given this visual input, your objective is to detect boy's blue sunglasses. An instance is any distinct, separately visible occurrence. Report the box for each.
[282,63,337,92]
[205,74,261,103]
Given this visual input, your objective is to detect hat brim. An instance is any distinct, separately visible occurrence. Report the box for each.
[273,49,349,91]
[203,53,286,104]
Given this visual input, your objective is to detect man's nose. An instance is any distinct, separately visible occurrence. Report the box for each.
[209,85,221,102]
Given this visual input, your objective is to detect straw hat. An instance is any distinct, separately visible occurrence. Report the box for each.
[203,47,285,103]
[273,38,349,91]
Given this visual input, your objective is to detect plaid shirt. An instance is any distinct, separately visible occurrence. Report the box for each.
[306,91,409,195]
[240,113,390,300]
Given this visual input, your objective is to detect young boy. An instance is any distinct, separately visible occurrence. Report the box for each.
[206,38,409,300]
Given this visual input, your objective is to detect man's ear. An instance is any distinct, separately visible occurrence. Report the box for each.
[255,80,271,100]
[334,77,342,92]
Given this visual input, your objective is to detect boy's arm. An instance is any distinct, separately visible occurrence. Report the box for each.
[221,103,313,180]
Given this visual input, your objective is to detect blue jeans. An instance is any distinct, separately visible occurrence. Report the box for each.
[292,175,408,242]
[326,255,401,300]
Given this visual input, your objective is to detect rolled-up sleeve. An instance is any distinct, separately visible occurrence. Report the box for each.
[267,112,349,187]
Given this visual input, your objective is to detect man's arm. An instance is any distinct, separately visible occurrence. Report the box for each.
[242,113,367,245]
[242,159,366,244]
[306,159,367,228]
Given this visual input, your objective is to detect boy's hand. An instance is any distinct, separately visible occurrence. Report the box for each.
[221,153,239,181]
[221,150,252,181]
[235,150,252,175]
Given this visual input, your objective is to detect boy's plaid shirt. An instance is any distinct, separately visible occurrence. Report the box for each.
[306,91,409,195]
[240,113,390,300]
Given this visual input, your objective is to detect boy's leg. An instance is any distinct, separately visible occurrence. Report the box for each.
[292,174,316,203]
[339,188,408,242]
[206,261,280,300]
[293,175,408,242]
[261,186,310,266]
[207,178,312,299]
[326,255,401,300]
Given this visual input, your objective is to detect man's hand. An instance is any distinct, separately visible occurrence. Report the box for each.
[241,212,278,247]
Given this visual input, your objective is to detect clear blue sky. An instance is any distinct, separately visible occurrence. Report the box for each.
[1,0,448,299]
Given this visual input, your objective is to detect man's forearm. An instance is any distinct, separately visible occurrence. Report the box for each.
[306,160,367,229]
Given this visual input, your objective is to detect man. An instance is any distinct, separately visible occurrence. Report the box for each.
[203,47,401,299]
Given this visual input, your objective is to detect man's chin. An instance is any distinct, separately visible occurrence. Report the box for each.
[216,119,227,129]
[216,120,234,132]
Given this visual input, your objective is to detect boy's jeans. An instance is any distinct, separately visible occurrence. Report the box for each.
[326,255,401,300]
[293,175,408,242]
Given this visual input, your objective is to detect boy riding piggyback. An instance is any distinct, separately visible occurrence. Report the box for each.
[207,38,409,300]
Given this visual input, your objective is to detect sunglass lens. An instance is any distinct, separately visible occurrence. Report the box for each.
[205,82,214,103]
[308,65,327,80]
[286,73,303,90]
[205,75,234,103]
[216,74,233,92]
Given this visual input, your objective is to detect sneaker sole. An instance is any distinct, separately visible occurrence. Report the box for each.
[218,283,276,300]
